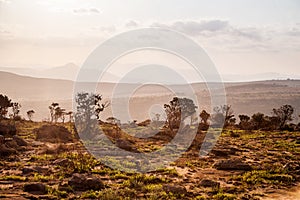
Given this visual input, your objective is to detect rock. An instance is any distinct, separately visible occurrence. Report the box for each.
[0,144,17,156]
[0,124,16,137]
[214,159,252,171]
[22,167,37,174]
[163,184,187,194]
[24,183,47,195]
[211,149,229,157]
[13,135,28,146]
[34,125,73,143]
[199,179,220,188]
[211,148,237,157]
[68,173,104,191]
[41,144,70,155]
[5,139,25,151]
[53,158,71,167]
[116,139,139,153]
[22,166,49,174]
[0,135,4,144]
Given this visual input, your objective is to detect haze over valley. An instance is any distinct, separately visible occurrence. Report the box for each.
[1,70,299,123]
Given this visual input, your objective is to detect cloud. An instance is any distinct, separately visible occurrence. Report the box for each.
[0,0,10,4]
[152,20,230,35]
[147,19,300,52]
[73,7,101,15]
[125,20,139,28]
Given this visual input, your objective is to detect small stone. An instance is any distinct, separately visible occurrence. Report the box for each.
[214,159,252,171]
[211,149,230,157]
[116,139,139,153]
[199,179,220,188]
[0,135,4,144]
[22,167,37,174]
[68,173,104,191]
[163,184,187,194]
[24,183,47,195]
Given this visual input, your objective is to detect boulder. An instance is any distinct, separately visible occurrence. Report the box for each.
[116,139,139,153]
[13,135,28,146]
[68,173,104,191]
[0,144,17,156]
[199,179,220,188]
[163,184,187,194]
[214,159,252,171]
[34,125,73,143]
[22,167,37,175]
[24,183,47,195]
[0,124,16,137]
[40,144,70,155]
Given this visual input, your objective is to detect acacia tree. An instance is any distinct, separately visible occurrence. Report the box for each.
[0,94,12,119]
[212,105,234,127]
[11,102,21,119]
[238,114,251,129]
[272,104,294,129]
[48,103,67,123]
[94,94,110,120]
[54,106,65,123]
[49,103,59,123]
[75,92,109,139]
[27,110,35,121]
[164,97,197,129]
[65,111,73,123]
[200,110,210,125]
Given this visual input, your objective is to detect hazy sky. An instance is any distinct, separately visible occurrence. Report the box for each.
[0,0,300,76]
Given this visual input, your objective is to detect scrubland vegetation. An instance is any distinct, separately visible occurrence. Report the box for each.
[0,93,300,199]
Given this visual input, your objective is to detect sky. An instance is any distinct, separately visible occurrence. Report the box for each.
[0,0,300,78]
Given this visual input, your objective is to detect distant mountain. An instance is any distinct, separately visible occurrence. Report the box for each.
[221,72,300,82]
[0,63,299,83]
[0,63,120,82]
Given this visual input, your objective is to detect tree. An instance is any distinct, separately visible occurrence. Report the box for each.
[239,114,250,123]
[164,97,197,129]
[272,104,294,129]
[27,110,35,121]
[49,103,59,123]
[65,111,73,123]
[11,102,21,119]
[54,106,65,123]
[75,92,109,139]
[200,110,210,125]
[94,94,110,120]
[238,114,251,129]
[0,94,12,119]
[250,112,265,130]
[48,103,67,123]
[212,105,234,127]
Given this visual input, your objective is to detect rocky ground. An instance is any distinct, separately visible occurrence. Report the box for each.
[0,120,300,199]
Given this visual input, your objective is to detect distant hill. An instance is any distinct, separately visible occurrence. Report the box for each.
[0,63,299,83]
[0,63,119,82]
[0,71,300,122]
